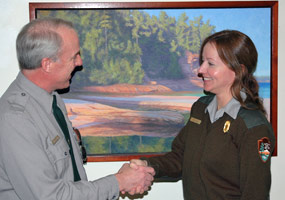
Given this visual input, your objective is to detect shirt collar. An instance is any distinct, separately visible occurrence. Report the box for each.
[16,72,55,114]
[205,91,246,123]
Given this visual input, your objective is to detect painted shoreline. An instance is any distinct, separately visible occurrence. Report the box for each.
[66,96,270,137]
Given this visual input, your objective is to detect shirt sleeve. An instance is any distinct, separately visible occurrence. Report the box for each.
[0,113,119,200]
[145,116,191,178]
[239,124,275,200]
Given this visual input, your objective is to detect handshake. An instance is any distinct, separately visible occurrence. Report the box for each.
[115,159,154,195]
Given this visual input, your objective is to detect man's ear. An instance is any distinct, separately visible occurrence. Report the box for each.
[41,58,52,73]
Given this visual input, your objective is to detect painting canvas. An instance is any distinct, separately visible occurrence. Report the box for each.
[31,2,278,161]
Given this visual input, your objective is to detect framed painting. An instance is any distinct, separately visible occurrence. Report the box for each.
[29,1,278,161]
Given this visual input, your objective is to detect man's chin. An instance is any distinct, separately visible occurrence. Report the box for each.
[56,83,70,94]
[62,82,70,89]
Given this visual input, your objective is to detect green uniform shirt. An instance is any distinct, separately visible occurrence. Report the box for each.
[145,95,275,200]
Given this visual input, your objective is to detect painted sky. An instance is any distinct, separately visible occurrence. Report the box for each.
[142,8,271,77]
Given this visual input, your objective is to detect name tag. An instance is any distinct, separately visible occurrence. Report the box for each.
[190,117,201,124]
[52,135,60,145]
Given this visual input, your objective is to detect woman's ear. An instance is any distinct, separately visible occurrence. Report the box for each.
[240,64,245,71]
[240,64,248,75]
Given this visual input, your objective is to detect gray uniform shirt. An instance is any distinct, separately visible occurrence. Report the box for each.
[206,91,247,123]
[0,72,119,200]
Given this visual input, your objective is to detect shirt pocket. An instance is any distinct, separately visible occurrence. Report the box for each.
[45,138,71,178]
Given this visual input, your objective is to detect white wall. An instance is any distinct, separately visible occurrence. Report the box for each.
[0,0,283,199]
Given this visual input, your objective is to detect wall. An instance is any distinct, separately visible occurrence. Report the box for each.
[0,0,283,199]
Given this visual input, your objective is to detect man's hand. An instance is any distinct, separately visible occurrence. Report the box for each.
[115,163,155,195]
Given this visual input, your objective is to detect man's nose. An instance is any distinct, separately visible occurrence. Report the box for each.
[75,55,83,66]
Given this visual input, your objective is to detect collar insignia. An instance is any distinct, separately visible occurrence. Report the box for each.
[258,137,271,163]
[190,117,201,124]
[223,120,231,133]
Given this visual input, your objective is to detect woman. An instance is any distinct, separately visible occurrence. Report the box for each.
[131,30,275,199]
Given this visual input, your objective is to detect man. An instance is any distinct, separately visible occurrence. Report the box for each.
[0,18,154,200]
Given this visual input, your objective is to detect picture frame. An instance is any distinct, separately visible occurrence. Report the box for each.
[29,1,278,161]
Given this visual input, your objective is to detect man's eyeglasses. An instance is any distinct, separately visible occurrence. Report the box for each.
[73,127,87,164]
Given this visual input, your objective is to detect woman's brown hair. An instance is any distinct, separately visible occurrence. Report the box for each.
[199,30,266,115]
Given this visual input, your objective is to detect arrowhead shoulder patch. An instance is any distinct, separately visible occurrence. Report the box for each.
[258,137,271,163]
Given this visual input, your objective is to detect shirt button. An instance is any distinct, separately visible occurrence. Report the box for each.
[21,93,26,96]
[64,152,68,156]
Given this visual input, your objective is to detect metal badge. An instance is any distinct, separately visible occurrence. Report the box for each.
[223,120,231,133]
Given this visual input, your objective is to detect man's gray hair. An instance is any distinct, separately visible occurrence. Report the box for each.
[16,18,74,70]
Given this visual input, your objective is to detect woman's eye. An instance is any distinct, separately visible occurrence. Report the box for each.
[208,62,214,66]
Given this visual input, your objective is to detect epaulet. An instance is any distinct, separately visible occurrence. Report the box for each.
[238,107,272,130]
[7,92,29,112]
[197,94,215,105]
